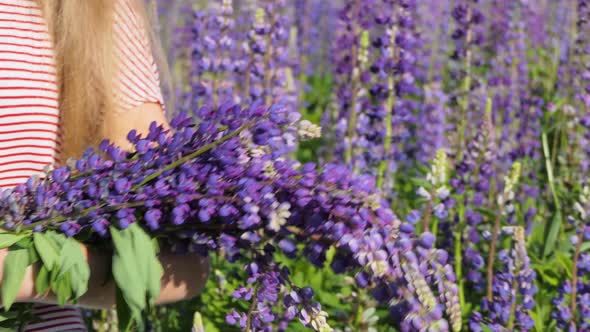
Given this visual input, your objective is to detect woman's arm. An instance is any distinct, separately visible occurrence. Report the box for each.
[12,245,210,309]
[10,102,211,309]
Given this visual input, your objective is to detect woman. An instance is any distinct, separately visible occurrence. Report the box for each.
[0,0,210,330]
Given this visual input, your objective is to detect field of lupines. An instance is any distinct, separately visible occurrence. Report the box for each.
[0,0,588,331]
[137,0,588,330]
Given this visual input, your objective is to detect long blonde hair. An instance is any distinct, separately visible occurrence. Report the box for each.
[36,0,168,159]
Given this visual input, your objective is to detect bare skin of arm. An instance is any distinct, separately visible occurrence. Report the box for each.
[4,103,211,309]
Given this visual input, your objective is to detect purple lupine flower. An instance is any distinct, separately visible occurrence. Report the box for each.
[450,105,497,289]
[552,186,590,330]
[294,0,339,76]
[470,227,536,331]
[0,99,461,331]
[326,0,376,168]
[450,0,486,156]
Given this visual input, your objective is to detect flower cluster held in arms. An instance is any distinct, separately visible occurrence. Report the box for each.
[0,100,459,331]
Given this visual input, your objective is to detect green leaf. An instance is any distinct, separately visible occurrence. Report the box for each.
[130,224,162,302]
[543,211,562,258]
[12,237,33,250]
[0,234,25,249]
[134,228,163,305]
[33,233,59,270]
[35,265,51,295]
[193,311,205,332]
[317,291,341,308]
[480,325,494,332]
[475,207,496,220]
[63,239,90,299]
[111,225,147,310]
[116,286,137,332]
[1,249,30,310]
[57,239,81,277]
[408,177,430,188]
[52,272,72,306]
[541,132,560,210]
[111,224,163,311]
[0,311,18,322]
[45,231,67,249]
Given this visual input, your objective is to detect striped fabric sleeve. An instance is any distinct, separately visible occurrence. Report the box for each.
[25,305,86,332]
[113,0,164,112]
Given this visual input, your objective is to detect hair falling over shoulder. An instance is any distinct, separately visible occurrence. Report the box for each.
[35,0,170,160]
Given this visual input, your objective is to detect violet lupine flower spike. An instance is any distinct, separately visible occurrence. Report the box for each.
[486,162,522,302]
[244,0,296,108]
[552,185,590,330]
[416,150,451,235]
[176,0,298,112]
[415,0,450,164]
[574,0,590,110]
[487,0,531,172]
[450,98,496,304]
[0,100,461,331]
[293,0,341,77]
[329,0,374,166]
[470,226,536,331]
[451,0,485,159]
[211,0,236,106]
[373,0,400,189]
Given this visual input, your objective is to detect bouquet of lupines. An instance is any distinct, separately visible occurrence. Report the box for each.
[0,101,460,332]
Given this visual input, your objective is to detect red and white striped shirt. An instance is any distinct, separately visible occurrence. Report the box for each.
[0,0,163,330]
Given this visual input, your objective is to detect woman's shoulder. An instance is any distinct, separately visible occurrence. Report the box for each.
[112,0,163,113]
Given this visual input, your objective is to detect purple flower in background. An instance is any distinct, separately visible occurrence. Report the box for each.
[470,227,536,331]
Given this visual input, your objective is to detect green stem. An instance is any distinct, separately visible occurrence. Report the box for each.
[23,201,149,231]
[263,11,275,107]
[454,198,466,312]
[344,0,361,165]
[21,118,258,231]
[431,217,439,239]
[571,233,583,320]
[422,200,433,234]
[507,272,518,329]
[457,4,473,161]
[542,132,561,210]
[486,211,501,301]
[245,286,260,332]
[376,25,398,189]
[131,119,257,191]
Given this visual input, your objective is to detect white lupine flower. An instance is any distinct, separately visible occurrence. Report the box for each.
[284,132,297,147]
[498,162,521,215]
[297,120,322,139]
[309,308,333,332]
[369,259,388,277]
[249,146,266,158]
[249,204,260,214]
[364,193,381,211]
[237,152,250,164]
[417,187,431,200]
[574,202,587,220]
[436,186,450,200]
[268,202,291,232]
[428,149,449,186]
[263,160,277,177]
